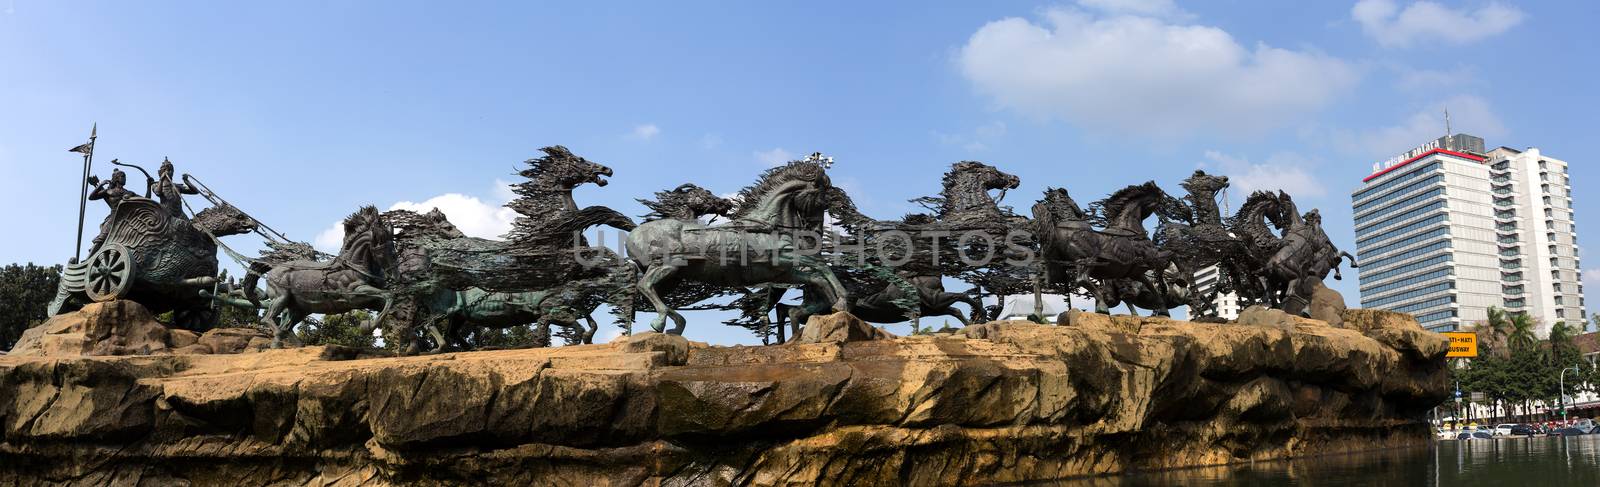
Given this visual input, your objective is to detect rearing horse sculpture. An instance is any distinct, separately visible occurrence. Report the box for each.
[256,206,396,348]
[1032,183,1173,316]
[1155,170,1247,316]
[627,160,850,335]
[1263,193,1357,315]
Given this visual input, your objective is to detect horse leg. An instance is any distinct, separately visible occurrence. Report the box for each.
[1075,262,1109,314]
[260,295,291,348]
[774,302,792,344]
[425,315,452,353]
[636,265,681,334]
[803,264,850,313]
[941,305,972,327]
[582,314,600,344]
[281,310,308,348]
[1137,272,1170,317]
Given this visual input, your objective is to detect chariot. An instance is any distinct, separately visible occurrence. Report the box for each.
[47,196,220,322]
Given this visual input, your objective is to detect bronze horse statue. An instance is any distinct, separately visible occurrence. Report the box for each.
[1155,170,1247,316]
[254,206,396,348]
[1032,183,1174,316]
[627,160,850,335]
[1262,193,1357,315]
[760,161,1015,342]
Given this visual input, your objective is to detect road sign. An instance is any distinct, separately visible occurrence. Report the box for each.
[1443,332,1478,358]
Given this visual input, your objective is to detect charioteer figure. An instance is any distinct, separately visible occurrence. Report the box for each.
[85,166,140,249]
[152,157,199,218]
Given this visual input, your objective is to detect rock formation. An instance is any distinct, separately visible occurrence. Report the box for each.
[0,310,1448,485]
[9,300,272,357]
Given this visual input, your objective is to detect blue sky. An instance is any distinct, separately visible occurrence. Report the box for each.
[3,1,1596,344]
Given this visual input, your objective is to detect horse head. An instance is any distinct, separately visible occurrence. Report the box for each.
[1032,188,1085,222]
[640,183,735,221]
[522,145,614,191]
[1181,170,1229,197]
[192,203,259,237]
[1098,181,1167,233]
[731,159,833,229]
[943,161,1020,217]
[384,208,467,240]
[338,205,396,280]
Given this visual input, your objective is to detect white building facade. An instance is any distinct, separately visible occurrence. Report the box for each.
[1193,266,1241,320]
[1351,134,1583,335]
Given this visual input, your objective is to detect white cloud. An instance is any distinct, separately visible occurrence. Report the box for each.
[1584,268,1599,297]
[958,7,1358,138]
[1203,150,1326,198]
[1077,0,1192,21]
[754,148,794,166]
[629,123,660,140]
[1352,0,1525,48]
[313,222,345,253]
[1336,94,1505,159]
[491,178,518,202]
[388,193,518,240]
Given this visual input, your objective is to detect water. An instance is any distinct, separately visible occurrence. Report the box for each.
[1045,435,1600,486]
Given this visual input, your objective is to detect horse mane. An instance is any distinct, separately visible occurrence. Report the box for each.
[1155,192,1193,224]
[516,145,580,188]
[1227,191,1282,229]
[637,183,711,221]
[822,186,878,232]
[731,159,826,219]
[382,208,463,240]
[1090,181,1161,227]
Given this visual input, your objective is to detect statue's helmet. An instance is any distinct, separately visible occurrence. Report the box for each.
[159,157,174,178]
[110,168,126,185]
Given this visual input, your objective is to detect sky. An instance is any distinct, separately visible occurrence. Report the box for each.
[2,0,1597,345]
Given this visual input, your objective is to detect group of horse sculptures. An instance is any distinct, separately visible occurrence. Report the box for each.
[54,146,1354,353]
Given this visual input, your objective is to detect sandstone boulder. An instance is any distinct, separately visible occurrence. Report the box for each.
[1308,282,1348,327]
[197,327,273,354]
[1235,305,1296,329]
[791,312,894,344]
[8,300,170,357]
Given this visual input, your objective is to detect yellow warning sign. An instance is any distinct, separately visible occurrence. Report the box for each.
[1443,332,1478,358]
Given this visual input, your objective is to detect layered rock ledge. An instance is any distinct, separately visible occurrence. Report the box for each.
[0,310,1448,485]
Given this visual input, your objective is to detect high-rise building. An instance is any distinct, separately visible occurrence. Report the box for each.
[1351,134,1583,335]
[1193,266,1241,320]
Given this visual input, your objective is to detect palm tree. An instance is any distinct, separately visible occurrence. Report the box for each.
[1507,312,1538,353]
[1475,306,1512,355]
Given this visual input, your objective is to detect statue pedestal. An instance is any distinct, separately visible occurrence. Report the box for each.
[9,300,273,357]
[9,300,172,357]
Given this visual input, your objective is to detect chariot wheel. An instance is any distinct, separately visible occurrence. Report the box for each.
[85,243,135,302]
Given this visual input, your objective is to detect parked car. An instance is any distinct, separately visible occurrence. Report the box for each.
[1436,428,1457,440]
[1509,424,1536,436]
[1494,424,1516,436]
[1552,427,1588,436]
[1572,418,1596,433]
[1472,431,1494,439]
[1456,432,1475,440]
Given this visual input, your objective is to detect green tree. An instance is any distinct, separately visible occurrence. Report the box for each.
[1472,306,1512,356]
[0,263,62,350]
[296,310,377,348]
[1507,312,1538,353]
